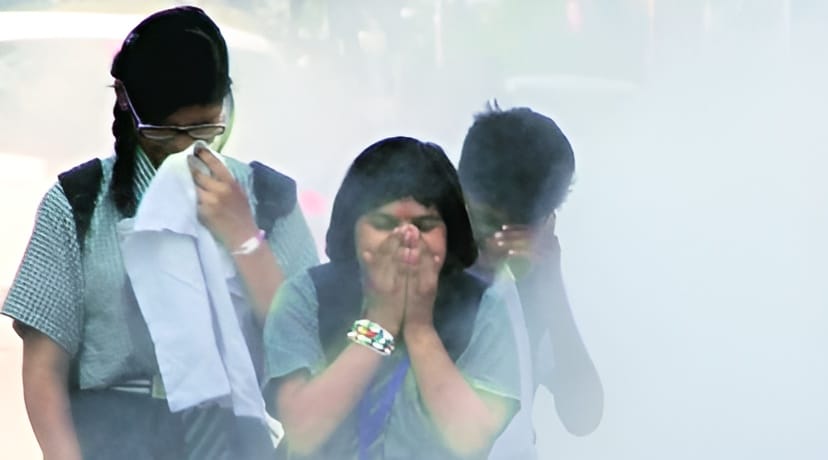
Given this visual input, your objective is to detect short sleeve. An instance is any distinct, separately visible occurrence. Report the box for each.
[2,184,84,355]
[262,270,327,415]
[267,205,320,279]
[455,285,522,403]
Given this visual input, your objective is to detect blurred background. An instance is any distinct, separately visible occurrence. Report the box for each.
[1,1,826,459]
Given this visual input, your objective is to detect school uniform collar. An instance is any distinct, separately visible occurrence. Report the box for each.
[133,146,157,203]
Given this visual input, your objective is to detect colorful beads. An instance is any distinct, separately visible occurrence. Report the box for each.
[347,319,395,356]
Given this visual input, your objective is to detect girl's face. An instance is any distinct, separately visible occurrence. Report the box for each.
[355,197,447,267]
[137,103,224,167]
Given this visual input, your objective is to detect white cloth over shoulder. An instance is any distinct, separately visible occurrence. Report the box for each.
[489,266,538,460]
[118,144,266,422]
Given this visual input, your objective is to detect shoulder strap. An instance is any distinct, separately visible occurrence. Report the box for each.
[57,158,103,250]
[57,159,296,247]
[250,161,298,237]
[311,263,489,363]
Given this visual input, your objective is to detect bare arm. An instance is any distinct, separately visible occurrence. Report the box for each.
[272,226,414,455]
[191,149,286,323]
[527,258,604,435]
[493,220,604,435]
[397,226,516,457]
[231,242,284,323]
[275,290,405,456]
[405,324,516,458]
[21,328,82,460]
[275,343,384,455]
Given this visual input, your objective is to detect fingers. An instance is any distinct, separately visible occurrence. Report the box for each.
[193,173,247,227]
[194,144,234,183]
[419,247,442,275]
[398,224,421,266]
[361,237,403,269]
[406,232,442,275]
[407,238,441,298]
[488,230,533,257]
[188,153,243,207]
[189,160,225,193]
[362,226,433,297]
[495,226,534,240]
[194,187,226,221]
[487,224,561,268]
[363,224,437,280]
[414,232,442,268]
[492,233,533,250]
[361,229,405,287]
[396,224,419,247]
[195,187,216,206]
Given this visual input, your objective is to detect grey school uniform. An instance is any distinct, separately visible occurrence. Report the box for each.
[3,149,319,460]
[263,269,521,460]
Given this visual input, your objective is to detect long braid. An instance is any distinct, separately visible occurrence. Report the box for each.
[110,102,138,217]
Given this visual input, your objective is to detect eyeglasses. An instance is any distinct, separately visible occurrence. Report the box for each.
[120,85,227,141]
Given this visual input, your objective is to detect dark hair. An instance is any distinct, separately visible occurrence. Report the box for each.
[458,105,575,223]
[109,6,231,216]
[326,136,477,273]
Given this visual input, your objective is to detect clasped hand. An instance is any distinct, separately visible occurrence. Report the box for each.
[187,145,258,250]
[360,224,443,335]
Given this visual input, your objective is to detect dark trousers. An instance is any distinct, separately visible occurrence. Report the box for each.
[71,390,276,460]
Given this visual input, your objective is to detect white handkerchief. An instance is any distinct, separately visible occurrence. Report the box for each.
[119,144,266,421]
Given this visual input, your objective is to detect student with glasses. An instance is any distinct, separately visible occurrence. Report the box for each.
[2,7,318,460]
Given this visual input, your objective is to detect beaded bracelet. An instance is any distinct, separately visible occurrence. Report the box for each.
[347,319,395,356]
